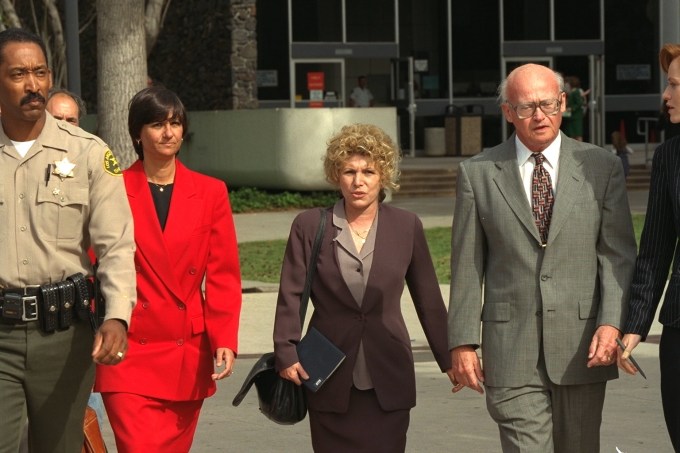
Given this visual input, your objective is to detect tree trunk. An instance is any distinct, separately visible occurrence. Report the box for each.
[96,0,146,169]
[145,0,171,56]
[0,0,22,29]
[44,0,66,87]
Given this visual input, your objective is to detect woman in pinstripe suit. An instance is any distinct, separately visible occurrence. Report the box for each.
[620,43,680,452]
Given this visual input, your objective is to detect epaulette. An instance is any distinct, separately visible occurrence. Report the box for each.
[55,121,108,147]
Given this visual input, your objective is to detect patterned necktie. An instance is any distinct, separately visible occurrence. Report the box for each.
[531,152,554,245]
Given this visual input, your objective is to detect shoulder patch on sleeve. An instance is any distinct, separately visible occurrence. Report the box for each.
[104,149,123,176]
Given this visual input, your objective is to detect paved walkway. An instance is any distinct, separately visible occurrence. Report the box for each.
[99,154,672,451]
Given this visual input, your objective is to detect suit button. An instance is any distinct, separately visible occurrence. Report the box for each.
[177,339,184,346]
[535,311,542,317]
[189,267,197,275]
[142,302,149,309]
[177,303,186,310]
[139,338,148,345]
[540,275,550,281]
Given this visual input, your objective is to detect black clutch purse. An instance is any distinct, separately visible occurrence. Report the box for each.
[232,208,327,424]
[232,352,307,424]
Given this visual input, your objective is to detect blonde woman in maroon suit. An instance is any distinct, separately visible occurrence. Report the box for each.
[95,87,242,452]
[274,124,454,452]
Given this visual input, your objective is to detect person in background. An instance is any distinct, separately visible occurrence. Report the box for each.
[448,63,637,453]
[0,28,136,452]
[349,75,374,107]
[274,123,453,452]
[610,130,634,178]
[94,86,242,452]
[46,88,86,126]
[619,43,680,453]
[564,75,586,141]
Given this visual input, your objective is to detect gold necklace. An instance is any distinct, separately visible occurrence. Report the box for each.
[348,224,370,243]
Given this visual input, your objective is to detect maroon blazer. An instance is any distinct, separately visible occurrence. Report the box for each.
[274,204,450,413]
[95,159,241,401]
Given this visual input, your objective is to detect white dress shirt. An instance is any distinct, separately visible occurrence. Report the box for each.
[516,134,561,205]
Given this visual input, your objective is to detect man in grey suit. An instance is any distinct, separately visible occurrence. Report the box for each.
[447,63,637,453]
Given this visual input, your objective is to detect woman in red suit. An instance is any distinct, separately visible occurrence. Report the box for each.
[95,87,241,452]
[274,124,455,452]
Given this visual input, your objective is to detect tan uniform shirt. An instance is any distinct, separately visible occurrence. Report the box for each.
[0,113,136,324]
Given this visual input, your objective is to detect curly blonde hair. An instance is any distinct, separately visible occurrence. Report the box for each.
[324,123,401,193]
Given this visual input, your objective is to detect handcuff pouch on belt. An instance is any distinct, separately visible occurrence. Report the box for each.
[39,283,60,332]
[68,272,96,325]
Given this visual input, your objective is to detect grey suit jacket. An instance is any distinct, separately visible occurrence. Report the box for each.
[448,133,637,387]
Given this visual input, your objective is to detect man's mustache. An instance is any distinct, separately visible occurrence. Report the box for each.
[20,92,45,106]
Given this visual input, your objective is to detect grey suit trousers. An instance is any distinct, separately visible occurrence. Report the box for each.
[485,353,606,453]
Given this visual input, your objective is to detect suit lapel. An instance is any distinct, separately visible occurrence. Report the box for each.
[161,160,199,265]
[125,160,185,301]
[492,141,542,244]
[547,139,584,245]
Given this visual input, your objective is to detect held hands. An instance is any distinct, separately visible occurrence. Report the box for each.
[617,333,643,375]
[92,319,128,365]
[449,346,485,394]
[212,347,236,380]
[279,362,309,386]
[587,325,620,368]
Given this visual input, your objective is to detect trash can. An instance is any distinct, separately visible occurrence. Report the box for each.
[424,127,446,156]
[445,104,484,156]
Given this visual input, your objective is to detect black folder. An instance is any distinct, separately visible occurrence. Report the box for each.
[296,327,346,392]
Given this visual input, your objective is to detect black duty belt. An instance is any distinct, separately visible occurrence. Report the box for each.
[0,273,94,332]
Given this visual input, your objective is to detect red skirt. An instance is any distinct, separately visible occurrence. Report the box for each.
[102,392,204,453]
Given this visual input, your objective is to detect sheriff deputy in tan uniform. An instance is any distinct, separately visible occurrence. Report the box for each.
[0,28,136,452]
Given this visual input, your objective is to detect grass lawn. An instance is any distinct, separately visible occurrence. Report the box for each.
[238,214,646,284]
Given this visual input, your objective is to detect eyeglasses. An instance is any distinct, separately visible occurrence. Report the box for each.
[506,97,562,119]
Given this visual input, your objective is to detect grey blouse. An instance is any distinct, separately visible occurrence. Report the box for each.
[332,200,378,389]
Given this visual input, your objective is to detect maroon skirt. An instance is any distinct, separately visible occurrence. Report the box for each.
[309,386,410,453]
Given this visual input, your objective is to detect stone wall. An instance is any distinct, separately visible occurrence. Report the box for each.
[227,0,258,109]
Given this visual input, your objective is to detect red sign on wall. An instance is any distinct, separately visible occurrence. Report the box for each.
[307,72,325,107]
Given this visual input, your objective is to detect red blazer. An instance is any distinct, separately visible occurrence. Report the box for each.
[274,205,451,413]
[95,159,241,401]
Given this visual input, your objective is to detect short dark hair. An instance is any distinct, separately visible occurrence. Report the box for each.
[128,86,188,161]
[0,28,48,66]
[48,88,87,117]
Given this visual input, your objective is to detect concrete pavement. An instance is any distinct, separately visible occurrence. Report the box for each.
[98,179,672,451]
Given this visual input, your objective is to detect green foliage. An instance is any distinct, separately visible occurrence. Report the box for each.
[229,188,339,213]
[238,239,287,284]
[632,213,645,248]
[424,227,452,283]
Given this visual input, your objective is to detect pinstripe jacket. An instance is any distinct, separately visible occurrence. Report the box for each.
[625,136,680,338]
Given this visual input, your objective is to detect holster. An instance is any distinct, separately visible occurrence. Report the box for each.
[89,262,106,331]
